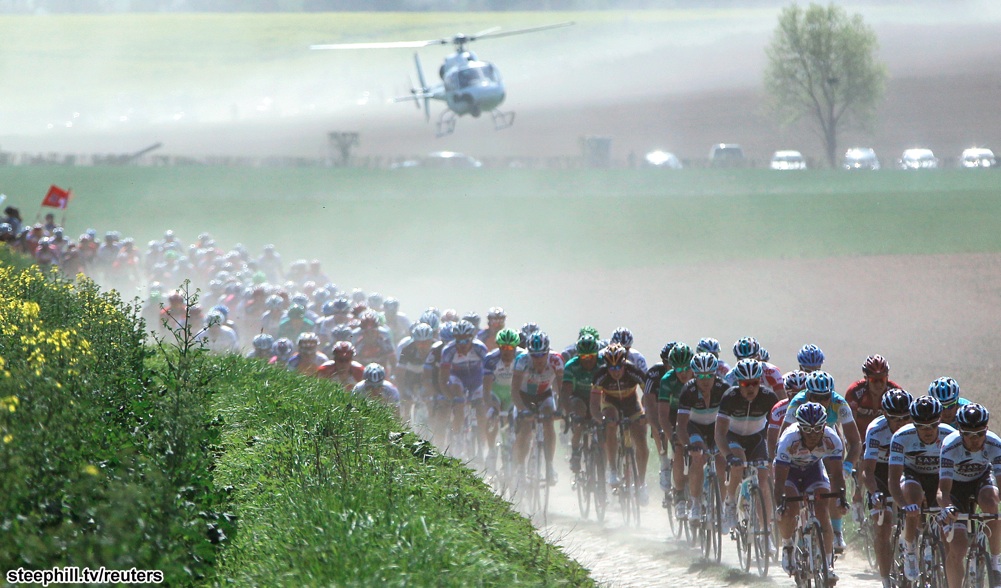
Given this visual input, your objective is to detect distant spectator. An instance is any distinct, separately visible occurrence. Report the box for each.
[2,206,21,234]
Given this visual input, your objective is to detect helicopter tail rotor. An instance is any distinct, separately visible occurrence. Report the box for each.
[413,53,431,122]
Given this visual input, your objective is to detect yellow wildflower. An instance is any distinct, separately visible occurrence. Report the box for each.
[3,434,11,444]
[82,464,99,476]
[0,396,17,413]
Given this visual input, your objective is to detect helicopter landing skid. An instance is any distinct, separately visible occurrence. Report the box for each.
[491,109,515,131]
[436,111,457,137]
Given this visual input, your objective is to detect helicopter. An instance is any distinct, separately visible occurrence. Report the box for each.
[311,22,573,137]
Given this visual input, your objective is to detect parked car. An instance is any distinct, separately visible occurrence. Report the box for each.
[769,150,807,170]
[643,150,683,169]
[390,151,483,170]
[709,143,746,168]
[899,148,939,170]
[843,147,880,170]
[960,147,996,168]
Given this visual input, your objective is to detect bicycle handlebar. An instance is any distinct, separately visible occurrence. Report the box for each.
[944,510,1001,542]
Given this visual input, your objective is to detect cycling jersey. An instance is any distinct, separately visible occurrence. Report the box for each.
[423,342,447,395]
[677,378,729,426]
[563,355,599,401]
[940,430,1001,483]
[863,416,894,464]
[888,423,956,475]
[440,339,489,392]
[397,340,430,397]
[513,351,564,396]
[768,398,791,430]
[626,349,648,372]
[775,424,844,469]
[483,348,515,409]
[559,342,577,364]
[942,397,972,427]
[352,328,396,365]
[723,361,782,396]
[287,351,329,376]
[717,386,779,437]
[642,363,668,397]
[593,362,645,400]
[844,378,902,436]
[656,368,689,407]
[317,360,364,388]
[352,380,401,406]
[783,391,854,428]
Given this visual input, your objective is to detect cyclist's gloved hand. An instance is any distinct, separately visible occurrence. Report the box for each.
[941,506,959,523]
[842,460,855,478]
[870,491,885,508]
[726,454,744,467]
[903,504,920,515]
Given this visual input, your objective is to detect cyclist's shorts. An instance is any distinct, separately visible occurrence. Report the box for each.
[687,421,717,451]
[493,384,512,411]
[902,468,939,509]
[565,393,592,421]
[727,430,768,462]
[448,375,484,402]
[872,462,890,496]
[571,385,591,406]
[668,406,678,428]
[600,392,642,420]
[784,461,830,495]
[518,389,555,413]
[949,471,996,514]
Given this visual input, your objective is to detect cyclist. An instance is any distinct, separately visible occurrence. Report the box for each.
[483,328,521,475]
[846,354,902,438]
[696,337,731,378]
[439,320,490,461]
[939,403,1001,588]
[782,370,862,553]
[269,337,294,368]
[318,341,365,388]
[724,337,781,398]
[561,325,600,363]
[423,321,455,448]
[396,322,435,423]
[929,376,972,428]
[352,363,400,416]
[774,402,848,580]
[352,310,397,379]
[796,343,825,373]
[658,344,696,516]
[277,304,315,342]
[768,371,808,460]
[246,333,275,361]
[478,307,506,352]
[889,395,955,582]
[757,343,785,401]
[511,331,564,486]
[677,352,729,522]
[287,332,328,376]
[611,327,647,372]
[591,343,649,505]
[644,341,676,492]
[716,359,779,534]
[518,322,540,349]
[560,334,602,474]
[861,388,914,588]
[381,297,411,346]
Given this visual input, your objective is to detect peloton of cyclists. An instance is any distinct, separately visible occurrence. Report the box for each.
[511,331,564,487]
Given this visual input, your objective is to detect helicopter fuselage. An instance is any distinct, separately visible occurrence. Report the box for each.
[435,51,505,118]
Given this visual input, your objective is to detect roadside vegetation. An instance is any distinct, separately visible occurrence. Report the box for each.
[0,248,592,585]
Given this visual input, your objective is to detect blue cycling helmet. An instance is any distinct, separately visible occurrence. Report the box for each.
[418,311,441,332]
[453,319,477,338]
[797,344,825,369]
[321,300,338,316]
[696,337,721,355]
[611,327,634,348]
[733,337,760,360]
[805,371,835,396]
[690,352,718,375]
[796,402,828,427]
[383,297,400,312]
[363,363,386,384]
[411,323,434,343]
[732,358,763,381]
[928,377,961,407]
[330,324,353,342]
[252,333,274,351]
[440,321,456,344]
[758,347,770,362]
[331,297,352,313]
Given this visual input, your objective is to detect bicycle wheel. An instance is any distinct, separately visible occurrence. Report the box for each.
[736,507,751,573]
[709,473,723,563]
[625,448,641,527]
[809,520,830,588]
[860,513,878,571]
[591,439,607,523]
[576,437,591,519]
[923,533,947,588]
[749,484,769,577]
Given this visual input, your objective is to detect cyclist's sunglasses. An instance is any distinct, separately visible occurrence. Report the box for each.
[696,373,715,380]
[886,414,910,422]
[455,337,472,344]
[499,344,516,351]
[608,364,625,371]
[578,353,598,360]
[529,351,548,358]
[800,424,825,434]
[806,393,831,402]
[867,375,888,382]
[961,428,987,438]
[739,380,760,388]
[914,422,940,430]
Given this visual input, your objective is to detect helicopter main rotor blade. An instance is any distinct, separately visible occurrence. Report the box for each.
[468,21,574,42]
[310,39,448,50]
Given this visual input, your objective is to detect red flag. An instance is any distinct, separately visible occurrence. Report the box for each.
[40,185,72,209]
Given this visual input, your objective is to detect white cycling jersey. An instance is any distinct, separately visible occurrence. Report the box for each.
[888,423,956,475]
[940,430,1001,482]
[863,416,893,464]
[513,351,564,395]
[627,349,647,373]
[775,424,843,469]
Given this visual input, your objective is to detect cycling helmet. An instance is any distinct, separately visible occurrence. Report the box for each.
[252,333,274,351]
[359,310,380,330]
[519,322,540,347]
[352,303,369,317]
[265,294,284,311]
[441,309,459,323]
[733,337,760,360]
[332,341,355,359]
[863,354,890,376]
[909,396,943,425]
[272,338,294,360]
[758,347,771,363]
[321,300,338,316]
[526,331,551,354]
[313,288,330,303]
[732,358,763,381]
[439,321,456,344]
[453,319,477,339]
[805,371,835,396]
[367,293,384,310]
[424,306,441,318]
[797,344,825,369]
[576,334,600,356]
[411,323,434,343]
[668,343,695,370]
[291,293,309,308]
[418,311,441,332]
[928,377,961,407]
[168,290,185,306]
[956,403,990,430]
[487,307,506,320]
[383,297,400,313]
[461,312,480,329]
[206,311,225,327]
[297,332,319,350]
[351,288,366,303]
[363,363,386,385]
[603,343,628,367]
[330,324,353,342]
[611,327,634,348]
[881,388,913,417]
[690,352,719,375]
[495,328,520,348]
[696,337,721,355]
[287,304,307,320]
[783,371,809,394]
[331,298,352,313]
[578,325,600,340]
[796,402,828,428]
[659,341,678,362]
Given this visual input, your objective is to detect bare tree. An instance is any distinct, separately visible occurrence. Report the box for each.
[764,3,887,168]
